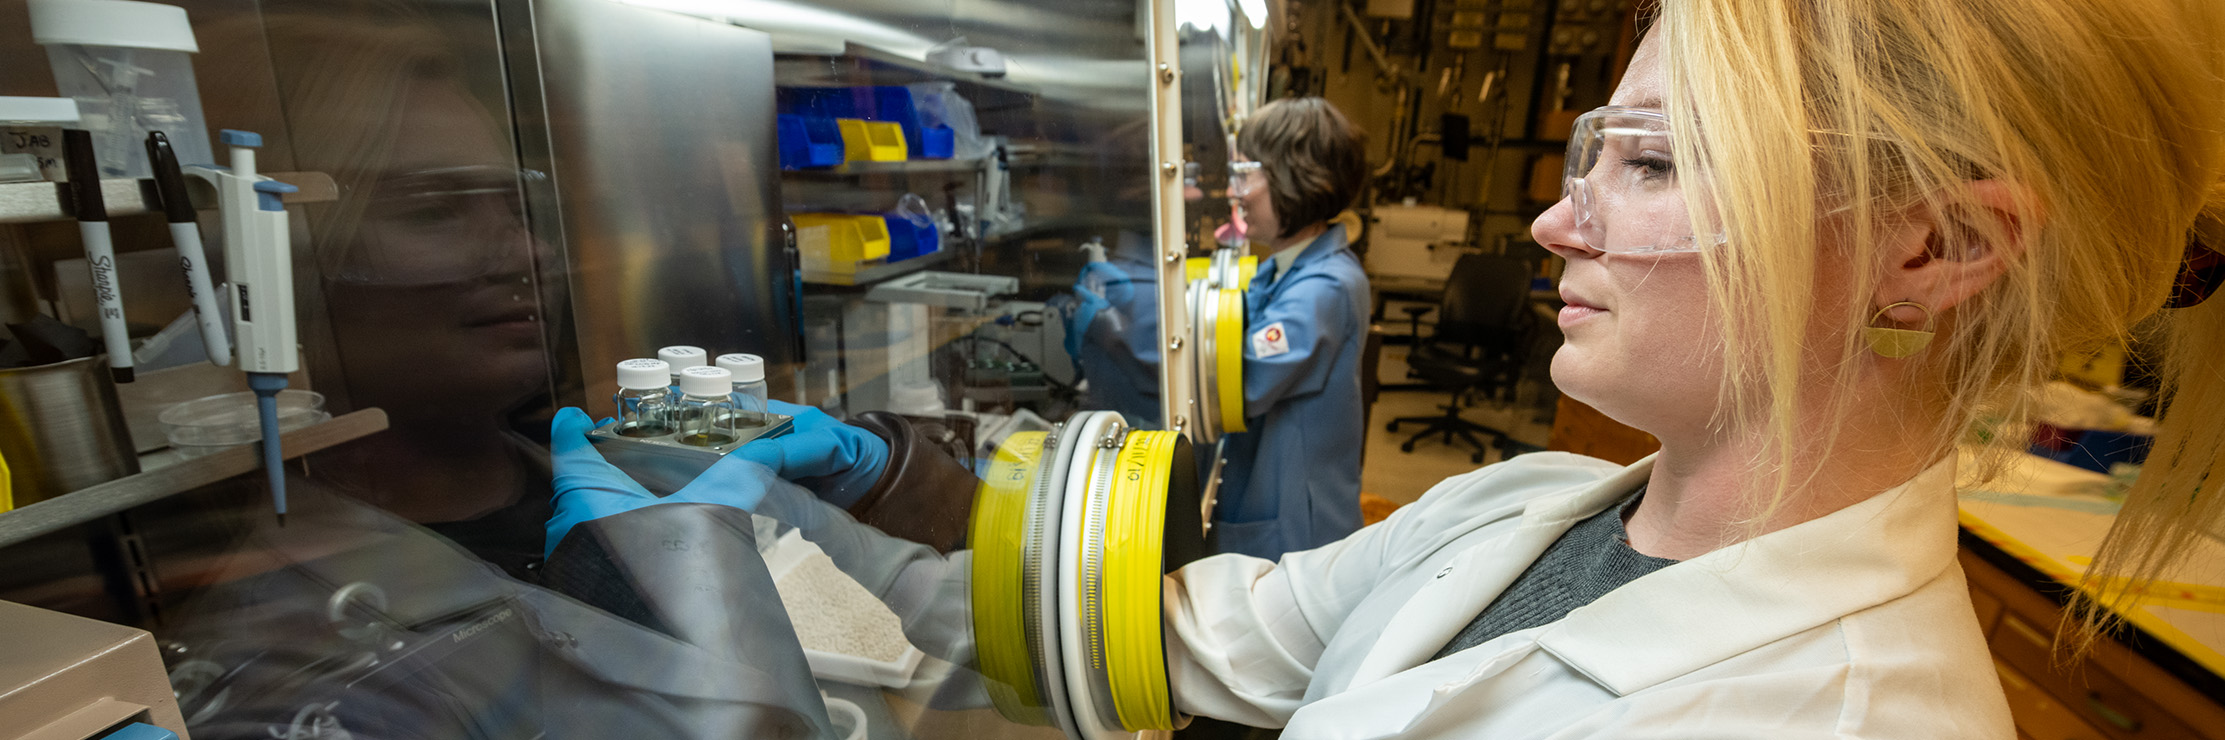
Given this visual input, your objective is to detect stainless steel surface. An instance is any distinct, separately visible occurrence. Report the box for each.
[0,357,140,506]
[586,413,795,494]
[509,0,797,418]
[0,408,387,549]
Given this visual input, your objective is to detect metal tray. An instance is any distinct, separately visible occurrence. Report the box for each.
[586,412,794,493]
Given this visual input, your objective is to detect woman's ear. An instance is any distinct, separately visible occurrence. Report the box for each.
[1872,180,2039,323]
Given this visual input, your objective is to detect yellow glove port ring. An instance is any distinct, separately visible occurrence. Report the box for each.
[977,411,1208,735]
[1071,425,1200,734]
[1190,280,1249,440]
[1214,287,1245,434]
[971,431,1049,724]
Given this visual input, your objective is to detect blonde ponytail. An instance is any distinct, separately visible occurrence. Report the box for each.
[2071,201,2225,654]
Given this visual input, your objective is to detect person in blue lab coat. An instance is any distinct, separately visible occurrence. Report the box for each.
[1213,97,1372,560]
[1066,230,1164,428]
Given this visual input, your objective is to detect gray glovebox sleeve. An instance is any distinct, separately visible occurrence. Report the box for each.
[541,502,836,739]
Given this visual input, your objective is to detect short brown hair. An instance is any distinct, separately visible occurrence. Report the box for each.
[1236,98,1368,240]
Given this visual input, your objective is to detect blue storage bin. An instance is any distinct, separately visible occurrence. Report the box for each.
[884,213,941,261]
[781,86,869,119]
[919,125,955,159]
[781,86,959,161]
[867,86,953,159]
[777,114,845,169]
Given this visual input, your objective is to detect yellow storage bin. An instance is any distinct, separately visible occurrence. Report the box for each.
[792,213,893,274]
[837,118,908,162]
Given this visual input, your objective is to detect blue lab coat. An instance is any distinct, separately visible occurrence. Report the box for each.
[1215,224,1370,560]
[1072,231,1164,428]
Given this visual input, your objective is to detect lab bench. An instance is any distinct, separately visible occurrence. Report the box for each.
[1956,452,2225,739]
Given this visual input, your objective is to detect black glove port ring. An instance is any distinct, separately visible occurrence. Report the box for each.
[971,410,1208,737]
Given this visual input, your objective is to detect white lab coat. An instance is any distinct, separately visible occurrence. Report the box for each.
[1163,452,2014,738]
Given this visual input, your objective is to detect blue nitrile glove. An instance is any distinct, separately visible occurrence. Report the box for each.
[1065,284,1111,358]
[733,400,889,509]
[545,406,787,557]
[1077,260,1136,306]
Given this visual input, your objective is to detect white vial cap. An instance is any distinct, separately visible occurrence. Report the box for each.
[615,358,671,390]
[657,346,707,375]
[716,353,766,383]
[679,365,733,397]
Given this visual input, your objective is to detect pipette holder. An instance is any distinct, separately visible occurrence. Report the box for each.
[587,411,794,494]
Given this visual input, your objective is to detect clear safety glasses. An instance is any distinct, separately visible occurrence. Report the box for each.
[328,166,548,286]
[1228,160,1264,198]
[1562,106,1725,254]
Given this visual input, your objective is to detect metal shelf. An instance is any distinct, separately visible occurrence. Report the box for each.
[0,171,339,225]
[0,407,388,548]
[775,42,1038,103]
[801,248,957,287]
[782,157,987,177]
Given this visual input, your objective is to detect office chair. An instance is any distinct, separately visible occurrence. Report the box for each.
[1386,253,1536,464]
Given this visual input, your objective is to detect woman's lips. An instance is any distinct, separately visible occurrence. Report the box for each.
[1558,288,1606,327]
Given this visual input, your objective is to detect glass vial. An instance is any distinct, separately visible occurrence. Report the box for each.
[614,358,675,437]
[716,353,770,417]
[675,365,739,447]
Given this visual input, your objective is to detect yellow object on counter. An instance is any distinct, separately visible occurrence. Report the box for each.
[0,449,11,512]
[837,118,908,162]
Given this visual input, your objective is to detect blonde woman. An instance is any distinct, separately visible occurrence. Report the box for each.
[1152,0,2225,734]
[548,0,2224,735]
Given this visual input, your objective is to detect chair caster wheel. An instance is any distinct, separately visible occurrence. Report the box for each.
[1471,453,1485,464]
[1401,441,1416,452]
[1386,422,1400,432]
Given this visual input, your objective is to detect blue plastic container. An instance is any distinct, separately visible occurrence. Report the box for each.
[777,114,845,169]
[918,125,955,159]
[867,87,953,159]
[884,213,941,261]
[2028,426,2153,474]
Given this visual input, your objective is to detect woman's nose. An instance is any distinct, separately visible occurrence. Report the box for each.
[1533,197,1603,260]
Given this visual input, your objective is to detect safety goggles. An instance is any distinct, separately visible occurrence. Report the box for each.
[327,166,547,286]
[1228,160,1264,199]
[1562,106,1725,254]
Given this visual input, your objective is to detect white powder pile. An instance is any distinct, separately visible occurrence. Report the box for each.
[775,553,915,663]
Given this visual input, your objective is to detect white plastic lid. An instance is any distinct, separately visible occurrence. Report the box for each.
[29,0,200,53]
[891,380,944,416]
[0,96,81,126]
[716,353,767,383]
[657,345,707,375]
[679,365,733,397]
[615,358,671,390]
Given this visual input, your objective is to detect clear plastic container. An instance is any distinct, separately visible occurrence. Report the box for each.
[30,0,214,179]
[613,358,675,437]
[158,390,329,458]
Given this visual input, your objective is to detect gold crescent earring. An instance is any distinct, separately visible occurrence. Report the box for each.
[1865,301,1935,358]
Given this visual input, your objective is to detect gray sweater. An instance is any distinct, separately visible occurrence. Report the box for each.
[1433,488,1679,660]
